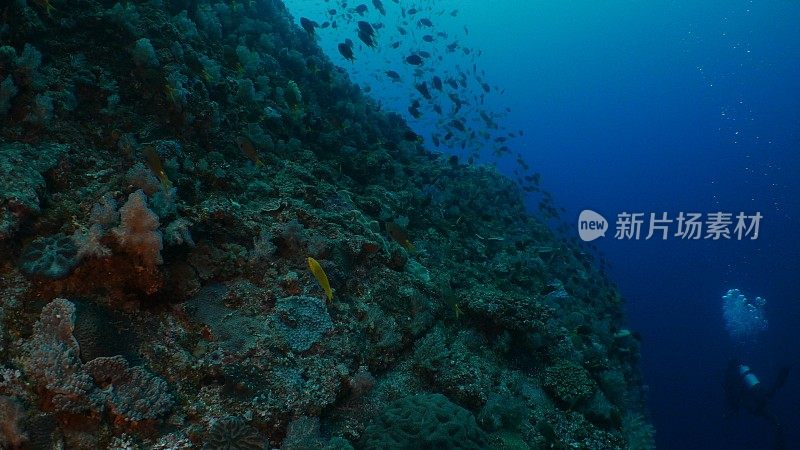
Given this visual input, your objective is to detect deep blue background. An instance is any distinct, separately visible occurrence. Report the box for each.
[483,3,800,448]
[285,1,800,447]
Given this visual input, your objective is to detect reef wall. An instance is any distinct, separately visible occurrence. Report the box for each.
[0,1,653,448]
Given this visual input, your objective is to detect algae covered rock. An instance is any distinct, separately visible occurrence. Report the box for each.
[543,362,597,407]
[185,283,269,352]
[0,141,67,240]
[360,393,488,449]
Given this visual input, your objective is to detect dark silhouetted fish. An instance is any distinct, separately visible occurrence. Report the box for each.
[338,41,355,61]
[391,41,401,49]
[448,93,462,113]
[354,4,368,15]
[423,35,434,42]
[432,76,442,90]
[418,50,431,58]
[525,173,541,185]
[403,130,421,141]
[357,21,377,48]
[372,0,386,15]
[300,17,318,35]
[408,99,421,118]
[385,70,401,82]
[450,119,465,131]
[418,18,433,27]
[405,54,424,65]
[358,21,375,37]
[358,28,377,48]
[415,82,431,100]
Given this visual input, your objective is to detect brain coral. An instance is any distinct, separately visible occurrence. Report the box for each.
[270,295,333,353]
[202,416,263,450]
[360,393,488,449]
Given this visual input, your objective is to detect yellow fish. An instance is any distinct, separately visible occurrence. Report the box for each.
[236,135,264,167]
[142,145,172,191]
[307,257,333,301]
[386,222,416,253]
[33,0,56,15]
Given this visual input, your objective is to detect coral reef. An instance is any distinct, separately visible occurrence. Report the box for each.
[0,0,652,448]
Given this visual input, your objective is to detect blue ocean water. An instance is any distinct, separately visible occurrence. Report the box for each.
[285,1,799,448]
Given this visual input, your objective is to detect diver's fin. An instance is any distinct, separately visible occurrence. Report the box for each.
[767,365,790,399]
[773,420,786,450]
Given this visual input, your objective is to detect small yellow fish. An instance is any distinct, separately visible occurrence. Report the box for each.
[33,0,56,15]
[142,145,172,190]
[386,222,416,253]
[236,136,264,167]
[307,257,333,301]
[440,276,463,320]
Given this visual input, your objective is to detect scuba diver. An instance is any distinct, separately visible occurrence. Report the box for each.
[724,359,791,450]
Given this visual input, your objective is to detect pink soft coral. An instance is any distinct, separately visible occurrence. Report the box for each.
[113,189,163,266]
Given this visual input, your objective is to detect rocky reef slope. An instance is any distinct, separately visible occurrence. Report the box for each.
[0,0,652,448]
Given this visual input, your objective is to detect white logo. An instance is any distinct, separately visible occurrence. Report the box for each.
[578,210,608,241]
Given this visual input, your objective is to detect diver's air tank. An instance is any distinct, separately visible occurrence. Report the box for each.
[739,365,761,389]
